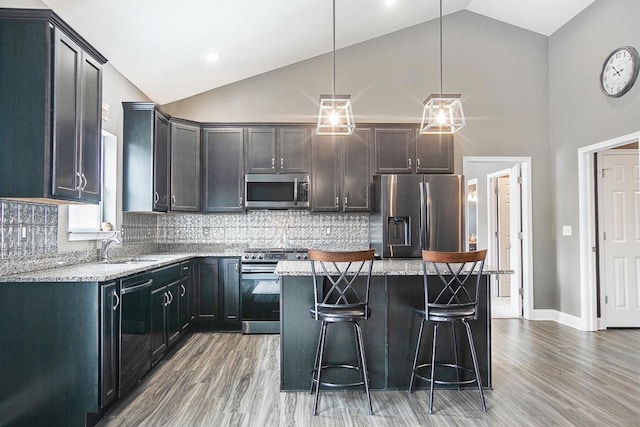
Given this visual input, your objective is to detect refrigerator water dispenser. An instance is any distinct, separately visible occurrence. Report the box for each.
[387,217,410,246]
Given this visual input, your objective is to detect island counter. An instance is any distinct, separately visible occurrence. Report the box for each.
[276,259,496,391]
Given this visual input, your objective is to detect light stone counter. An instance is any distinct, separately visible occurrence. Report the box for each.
[275,259,509,276]
[0,251,242,283]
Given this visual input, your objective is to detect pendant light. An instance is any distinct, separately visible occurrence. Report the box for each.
[316,0,355,135]
[420,0,465,134]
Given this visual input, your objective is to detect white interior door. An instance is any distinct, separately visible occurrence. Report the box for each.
[497,176,511,297]
[508,164,523,315]
[599,150,640,327]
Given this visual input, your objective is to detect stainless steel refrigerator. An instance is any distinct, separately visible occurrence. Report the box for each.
[370,174,464,258]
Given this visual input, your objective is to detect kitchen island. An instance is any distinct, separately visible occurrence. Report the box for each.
[276,259,496,391]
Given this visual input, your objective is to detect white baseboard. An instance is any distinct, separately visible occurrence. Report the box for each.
[531,309,585,330]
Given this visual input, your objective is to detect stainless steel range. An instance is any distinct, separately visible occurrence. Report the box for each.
[241,248,308,334]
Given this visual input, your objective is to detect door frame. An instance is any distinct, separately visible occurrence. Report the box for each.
[463,156,533,320]
[578,130,640,331]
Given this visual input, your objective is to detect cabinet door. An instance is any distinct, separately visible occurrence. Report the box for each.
[150,284,167,365]
[221,258,240,322]
[170,122,200,211]
[374,128,414,174]
[179,262,192,332]
[202,128,244,212]
[99,281,119,408]
[78,53,102,202]
[246,127,276,173]
[166,280,181,348]
[278,128,310,173]
[51,29,81,199]
[415,133,454,173]
[311,134,340,212]
[343,128,372,212]
[195,258,219,321]
[153,113,170,212]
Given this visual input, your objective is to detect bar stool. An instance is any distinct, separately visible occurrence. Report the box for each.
[308,249,375,416]
[409,249,488,414]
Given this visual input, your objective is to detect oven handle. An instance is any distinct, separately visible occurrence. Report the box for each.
[241,264,277,274]
[121,278,153,294]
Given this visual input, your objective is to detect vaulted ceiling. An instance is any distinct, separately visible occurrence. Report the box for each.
[41,0,595,104]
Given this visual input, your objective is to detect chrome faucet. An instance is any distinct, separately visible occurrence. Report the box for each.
[100,232,122,262]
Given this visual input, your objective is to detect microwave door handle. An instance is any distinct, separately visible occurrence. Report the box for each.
[294,177,298,205]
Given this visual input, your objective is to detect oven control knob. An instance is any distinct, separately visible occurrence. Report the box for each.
[295,254,301,260]
[251,254,256,259]
[302,254,308,260]
[258,254,263,259]
[244,254,250,259]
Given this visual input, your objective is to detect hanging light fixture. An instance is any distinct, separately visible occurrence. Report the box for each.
[316,0,355,135]
[420,0,465,134]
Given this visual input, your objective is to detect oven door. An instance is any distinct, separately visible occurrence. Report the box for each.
[241,265,280,334]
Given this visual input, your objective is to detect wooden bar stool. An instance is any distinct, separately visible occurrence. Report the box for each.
[409,249,488,414]
[308,249,375,416]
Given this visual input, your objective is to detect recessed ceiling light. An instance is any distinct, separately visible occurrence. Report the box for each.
[384,0,397,6]
[207,53,220,63]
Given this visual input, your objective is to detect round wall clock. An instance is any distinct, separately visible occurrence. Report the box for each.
[600,46,640,97]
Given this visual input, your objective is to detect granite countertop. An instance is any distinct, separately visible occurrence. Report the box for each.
[0,251,242,283]
[275,259,511,276]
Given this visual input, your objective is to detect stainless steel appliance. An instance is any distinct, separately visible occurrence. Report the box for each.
[119,273,153,396]
[241,248,308,334]
[245,174,310,209]
[370,174,464,258]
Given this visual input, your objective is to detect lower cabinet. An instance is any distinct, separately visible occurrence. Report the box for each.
[179,260,194,334]
[150,264,181,366]
[194,257,241,330]
[100,280,120,409]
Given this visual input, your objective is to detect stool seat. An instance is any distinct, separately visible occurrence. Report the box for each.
[409,250,488,414]
[310,304,370,323]
[308,249,375,416]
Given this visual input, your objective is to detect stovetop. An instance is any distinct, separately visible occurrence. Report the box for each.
[242,248,309,262]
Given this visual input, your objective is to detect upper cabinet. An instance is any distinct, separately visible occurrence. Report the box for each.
[202,127,245,213]
[170,119,201,212]
[312,129,372,212]
[374,127,453,174]
[0,9,106,202]
[246,127,310,174]
[123,102,170,212]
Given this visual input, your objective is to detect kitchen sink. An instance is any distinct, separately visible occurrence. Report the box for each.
[105,257,159,264]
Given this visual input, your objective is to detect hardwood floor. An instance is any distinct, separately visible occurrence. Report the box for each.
[98,320,640,426]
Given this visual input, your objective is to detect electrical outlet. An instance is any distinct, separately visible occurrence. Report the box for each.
[326,227,331,235]
[21,226,27,241]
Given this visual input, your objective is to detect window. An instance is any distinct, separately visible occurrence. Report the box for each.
[68,130,118,238]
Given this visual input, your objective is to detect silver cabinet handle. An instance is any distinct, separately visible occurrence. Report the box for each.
[180,284,186,297]
[112,290,120,311]
[235,262,238,273]
[76,172,82,190]
[172,195,176,206]
[280,158,284,168]
[344,195,348,208]
[271,158,275,169]
[227,315,237,320]
[239,196,243,207]
[154,192,160,204]
[335,197,339,208]
[417,158,421,168]
[80,173,87,190]
[408,158,412,167]
[168,290,174,304]
[163,291,169,306]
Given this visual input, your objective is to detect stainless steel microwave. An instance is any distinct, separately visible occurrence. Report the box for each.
[245,174,310,209]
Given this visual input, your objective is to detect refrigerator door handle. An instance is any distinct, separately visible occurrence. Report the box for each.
[423,181,432,250]
[419,182,426,251]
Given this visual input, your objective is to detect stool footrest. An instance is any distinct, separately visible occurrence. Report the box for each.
[311,364,367,389]
[412,362,478,386]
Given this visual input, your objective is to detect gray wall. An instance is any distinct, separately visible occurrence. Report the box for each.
[164,11,556,310]
[549,0,640,316]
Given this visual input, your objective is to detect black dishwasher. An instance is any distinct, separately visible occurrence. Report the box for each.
[119,272,153,397]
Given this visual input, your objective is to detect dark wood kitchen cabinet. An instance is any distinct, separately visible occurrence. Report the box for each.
[193,257,241,331]
[202,127,245,212]
[0,9,106,202]
[170,119,201,211]
[374,127,453,174]
[150,264,181,366]
[246,127,310,174]
[312,128,372,212]
[123,102,170,212]
[100,281,120,409]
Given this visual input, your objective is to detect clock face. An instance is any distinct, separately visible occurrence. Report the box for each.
[601,46,640,97]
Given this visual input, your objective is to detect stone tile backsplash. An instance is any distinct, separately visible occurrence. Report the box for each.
[1,200,58,258]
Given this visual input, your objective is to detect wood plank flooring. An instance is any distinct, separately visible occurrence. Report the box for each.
[98,320,640,426]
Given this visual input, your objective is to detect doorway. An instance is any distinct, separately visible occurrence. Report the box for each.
[463,157,533,320]
[578,130,640,331]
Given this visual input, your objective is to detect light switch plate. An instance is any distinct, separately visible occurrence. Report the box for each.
[562,225,572,236]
